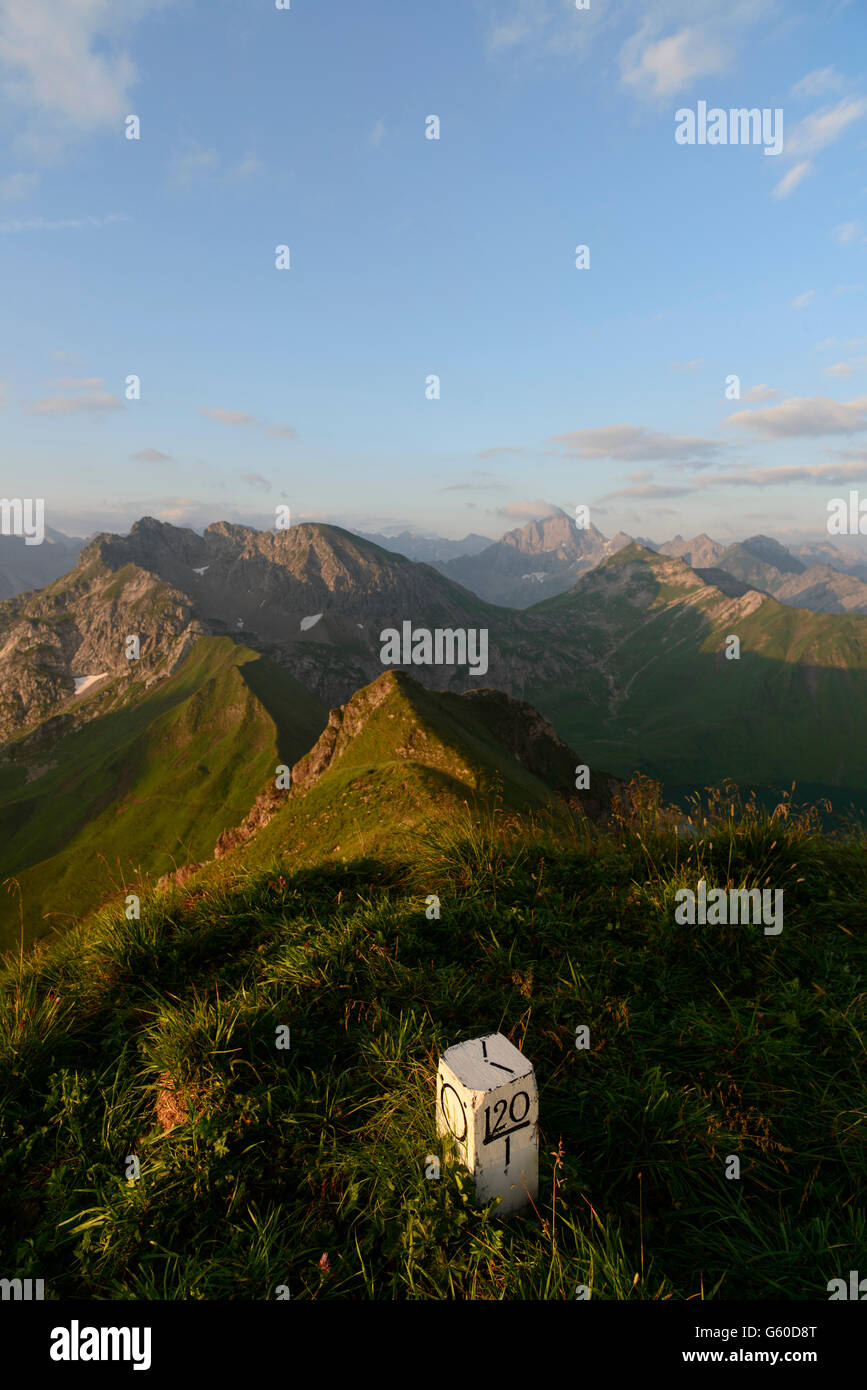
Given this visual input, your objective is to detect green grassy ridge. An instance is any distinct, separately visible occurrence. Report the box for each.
[154,670,599,898]
[0,796,863,1299]
[294,671,579,804]
[0,637,327,952]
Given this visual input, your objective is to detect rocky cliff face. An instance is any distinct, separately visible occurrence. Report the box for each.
[0,515,573,749]
[0,548,201,744]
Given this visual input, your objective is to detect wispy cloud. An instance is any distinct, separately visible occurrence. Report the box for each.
[241,473,271,492]
[225,154,264,182]
[0,171,39,202]
[132,448,174,463]
[672,358,704,372]
[171,143,264,188]
[742,384,781,402]
[602,457,867,499]
[773,161,811,200]
[772,96,867,199]
[477,445,526,459]
[791,67,845,100]
[824,359,867,380]
[170,144,219,188]
[201,407,256,427]
[791,290,815,309]
[834,221,861,244]
[815,337,867,352]
[0,213,128,233]
[29,391,123,416]
[369,120,385,147]
[787,97,867,158]
[440,472,507,492]
[724,394,867,438]
[620,25,730,101]
[200,406,297,437]
[495,499,564,523]
[549,423,720,463]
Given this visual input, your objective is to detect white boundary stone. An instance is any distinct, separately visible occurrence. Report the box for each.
[436,1032,538,1216]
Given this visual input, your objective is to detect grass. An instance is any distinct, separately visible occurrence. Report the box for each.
[0,637,327,952]
[0,780,863,1300]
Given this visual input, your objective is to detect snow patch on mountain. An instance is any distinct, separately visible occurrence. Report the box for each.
[73,673,108,696]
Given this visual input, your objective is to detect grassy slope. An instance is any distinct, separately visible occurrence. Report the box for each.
[0,791,863,1300]
[0,637,326,952]
[532,546,867,789]
[177,671,587,887]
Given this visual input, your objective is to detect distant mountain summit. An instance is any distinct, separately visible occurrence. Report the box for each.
[438,507,631,606]
[0,517,515,744]
[711,535,867,614]
[0,526,83,600]
[657,533,724,568]
[351,528,493,563]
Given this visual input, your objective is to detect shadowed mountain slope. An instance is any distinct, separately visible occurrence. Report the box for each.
[0,637,327,951]
[526,543,867,790]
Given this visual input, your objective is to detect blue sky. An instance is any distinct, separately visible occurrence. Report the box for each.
[1,0,866,544]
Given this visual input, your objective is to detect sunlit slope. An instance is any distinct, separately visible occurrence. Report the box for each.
[176,669,618,883]
[529,545,867,788]
[0,637,326,951]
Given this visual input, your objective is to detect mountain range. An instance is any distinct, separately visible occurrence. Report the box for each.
[0,526,84,600]
[3,513,867,948]
[436,509,867,616]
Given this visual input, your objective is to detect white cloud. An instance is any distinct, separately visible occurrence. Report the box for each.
[201,407,255,427]
[722,459,867,486]
[603,457,867,499]
[170,144,219,189]
[791,290,815,309]
[816,337,867,352]
[724,394,867,438]
[549,423,719,462]
[771,98,867,201]
[171,144,264,188]
[773,160,812,199]
[834,221,861,244]
[477,445,526,459]
[0,0,168,158]
[825,358,867,379]
[790,67,844,99]
[29,390,122,415]
[369,120,385,147]
[485,0,604,59]
[672,358,704,372]
[742,384,781,402]
[132,448,174,463]
[495,499,564,523]
[0,213,128,232]
[620,25,729,100]
[0,170,38,201]
[200,407,297,438]
[786,97,867,158]
[241,473,271,493]
[225,154,264,181]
